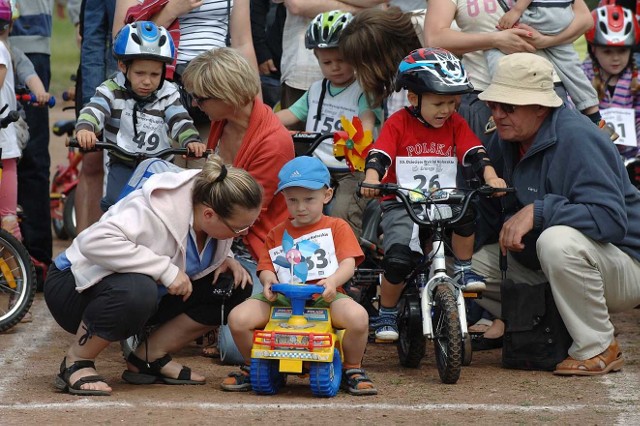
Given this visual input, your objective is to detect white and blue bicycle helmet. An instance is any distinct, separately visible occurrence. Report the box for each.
[113,21,175,64]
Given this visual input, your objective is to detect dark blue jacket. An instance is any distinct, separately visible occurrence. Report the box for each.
[487,105,640,263]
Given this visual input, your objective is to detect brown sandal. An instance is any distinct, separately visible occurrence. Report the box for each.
[554,340,624,376]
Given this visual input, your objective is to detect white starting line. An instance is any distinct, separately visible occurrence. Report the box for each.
[0,401,625,413]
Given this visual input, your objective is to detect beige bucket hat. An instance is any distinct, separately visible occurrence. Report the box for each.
[478,53,563,107]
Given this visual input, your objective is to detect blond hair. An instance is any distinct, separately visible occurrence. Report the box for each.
[181,47,260,109]
[192,155,263,218]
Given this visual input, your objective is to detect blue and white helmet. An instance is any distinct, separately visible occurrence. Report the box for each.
[396,47,474,95]
[113,21,175,64]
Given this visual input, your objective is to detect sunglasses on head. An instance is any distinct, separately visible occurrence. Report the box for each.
[486,101,517,114]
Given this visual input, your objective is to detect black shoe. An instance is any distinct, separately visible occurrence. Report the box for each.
[471,334,503,351]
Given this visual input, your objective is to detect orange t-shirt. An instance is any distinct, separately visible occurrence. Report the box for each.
[257,216,364,284]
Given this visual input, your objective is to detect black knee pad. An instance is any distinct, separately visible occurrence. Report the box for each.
[452,204,476,238]
[383,243,417,284]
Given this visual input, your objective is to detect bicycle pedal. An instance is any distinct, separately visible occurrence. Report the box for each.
[462,291,480,299]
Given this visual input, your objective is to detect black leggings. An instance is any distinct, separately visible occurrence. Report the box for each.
[44,264,251,342]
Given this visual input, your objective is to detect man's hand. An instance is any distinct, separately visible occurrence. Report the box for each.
[167,270,193,301]
[499,203,535,255]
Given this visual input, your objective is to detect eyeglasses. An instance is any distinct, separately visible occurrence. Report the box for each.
[486,101,517,114]
[219,215,253,235]
[191,93,211,106]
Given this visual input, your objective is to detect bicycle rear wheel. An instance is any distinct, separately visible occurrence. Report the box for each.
[0,230,36,332]
[432,285,463,384]
[63,188,77,239]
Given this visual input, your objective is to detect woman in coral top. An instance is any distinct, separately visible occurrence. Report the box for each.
[182,47,295,292]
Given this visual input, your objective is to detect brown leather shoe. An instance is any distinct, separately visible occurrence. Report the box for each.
[553,340,624,376]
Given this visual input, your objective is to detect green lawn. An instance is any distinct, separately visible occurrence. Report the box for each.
[50,13,80,98]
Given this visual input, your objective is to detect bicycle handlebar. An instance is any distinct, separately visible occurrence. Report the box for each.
[66,139,212,160]
[359,182,515,228]
[0,110,20,129]
[290,131,334,157]
[16,93,56,108]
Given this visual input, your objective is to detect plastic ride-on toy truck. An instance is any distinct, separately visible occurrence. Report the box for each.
[250,283,344,397]
[249,232,345,397]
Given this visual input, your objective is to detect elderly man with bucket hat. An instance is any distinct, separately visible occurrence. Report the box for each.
[470,52,640,376]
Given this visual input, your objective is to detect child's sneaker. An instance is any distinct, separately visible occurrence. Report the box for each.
[341,368,377,395]
[220,365,251,391]
[370,307,399,341]
[456,270,487,292]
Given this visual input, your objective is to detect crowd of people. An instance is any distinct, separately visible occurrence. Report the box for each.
[4,0,637,397]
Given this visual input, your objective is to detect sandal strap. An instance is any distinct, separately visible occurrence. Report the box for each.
[126,352,172,375]
[60,359,98,381]
[70,374,107,390]
[343,368,373,385]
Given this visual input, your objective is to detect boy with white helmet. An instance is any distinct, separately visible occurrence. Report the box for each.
[76,21,206,211]
[276,10,383,240]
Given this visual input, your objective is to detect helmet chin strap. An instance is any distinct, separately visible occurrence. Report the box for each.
[405,94,432,128]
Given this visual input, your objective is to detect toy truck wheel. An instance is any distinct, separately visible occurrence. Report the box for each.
[250,358,285,395]
[309,348,342,397]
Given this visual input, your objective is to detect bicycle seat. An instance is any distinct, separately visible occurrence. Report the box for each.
[53,119,76,137]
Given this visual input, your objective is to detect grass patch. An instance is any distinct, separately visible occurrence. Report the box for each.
[50,13,80,98]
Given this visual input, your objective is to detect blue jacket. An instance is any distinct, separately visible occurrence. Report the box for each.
[487,105,640,263]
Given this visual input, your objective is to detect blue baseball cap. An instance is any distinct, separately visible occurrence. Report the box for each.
[276,156,331,193]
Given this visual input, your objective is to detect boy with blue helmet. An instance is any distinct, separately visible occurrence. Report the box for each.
[360,47,507,342]
[76,21,206,211]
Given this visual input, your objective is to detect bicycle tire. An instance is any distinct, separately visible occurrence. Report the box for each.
[63,188,77,239]
[397,294,426,368]
[0,230,37,332]
[432,285,463,384]
[50,171,69,240]
[462,333,473,366]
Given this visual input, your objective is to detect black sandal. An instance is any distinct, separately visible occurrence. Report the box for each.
[55,357,111,396]
[341,368,377,396]
[121,352,205,385]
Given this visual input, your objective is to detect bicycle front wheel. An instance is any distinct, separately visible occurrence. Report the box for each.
[432,285,463,384]
[0,230,36,332]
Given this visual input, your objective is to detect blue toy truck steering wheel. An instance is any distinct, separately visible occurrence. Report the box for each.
[271,284,325,316]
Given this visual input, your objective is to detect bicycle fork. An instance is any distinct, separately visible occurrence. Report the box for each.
[419,236,469,340]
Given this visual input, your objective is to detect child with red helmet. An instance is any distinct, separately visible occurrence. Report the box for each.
[582,4,640,157]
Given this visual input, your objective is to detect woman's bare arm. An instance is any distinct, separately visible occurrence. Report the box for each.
[424,0,535,56]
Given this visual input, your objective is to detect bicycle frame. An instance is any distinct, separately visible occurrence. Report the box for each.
[419,226,469,340]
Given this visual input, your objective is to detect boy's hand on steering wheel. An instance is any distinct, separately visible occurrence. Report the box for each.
[317,278,337,303]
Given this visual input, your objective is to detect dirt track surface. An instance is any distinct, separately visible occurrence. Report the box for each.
[2,105,637,425]
[0,300,639,425]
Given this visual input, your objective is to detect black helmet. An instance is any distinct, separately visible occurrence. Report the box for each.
[396,47,474,95]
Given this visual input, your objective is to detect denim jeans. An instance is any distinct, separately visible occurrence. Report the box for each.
[18,53,52,265]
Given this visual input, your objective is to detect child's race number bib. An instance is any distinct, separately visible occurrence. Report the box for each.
[600,107,637,147]
[396,156,457,201]
[268,228,339,283]
[118,110,170,153]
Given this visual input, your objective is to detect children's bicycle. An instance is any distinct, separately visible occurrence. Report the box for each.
[359,182,513,384]
[0,108,37,332]
[50,119,79,240]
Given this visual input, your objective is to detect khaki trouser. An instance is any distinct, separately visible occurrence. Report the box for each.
[472,225,640,360]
